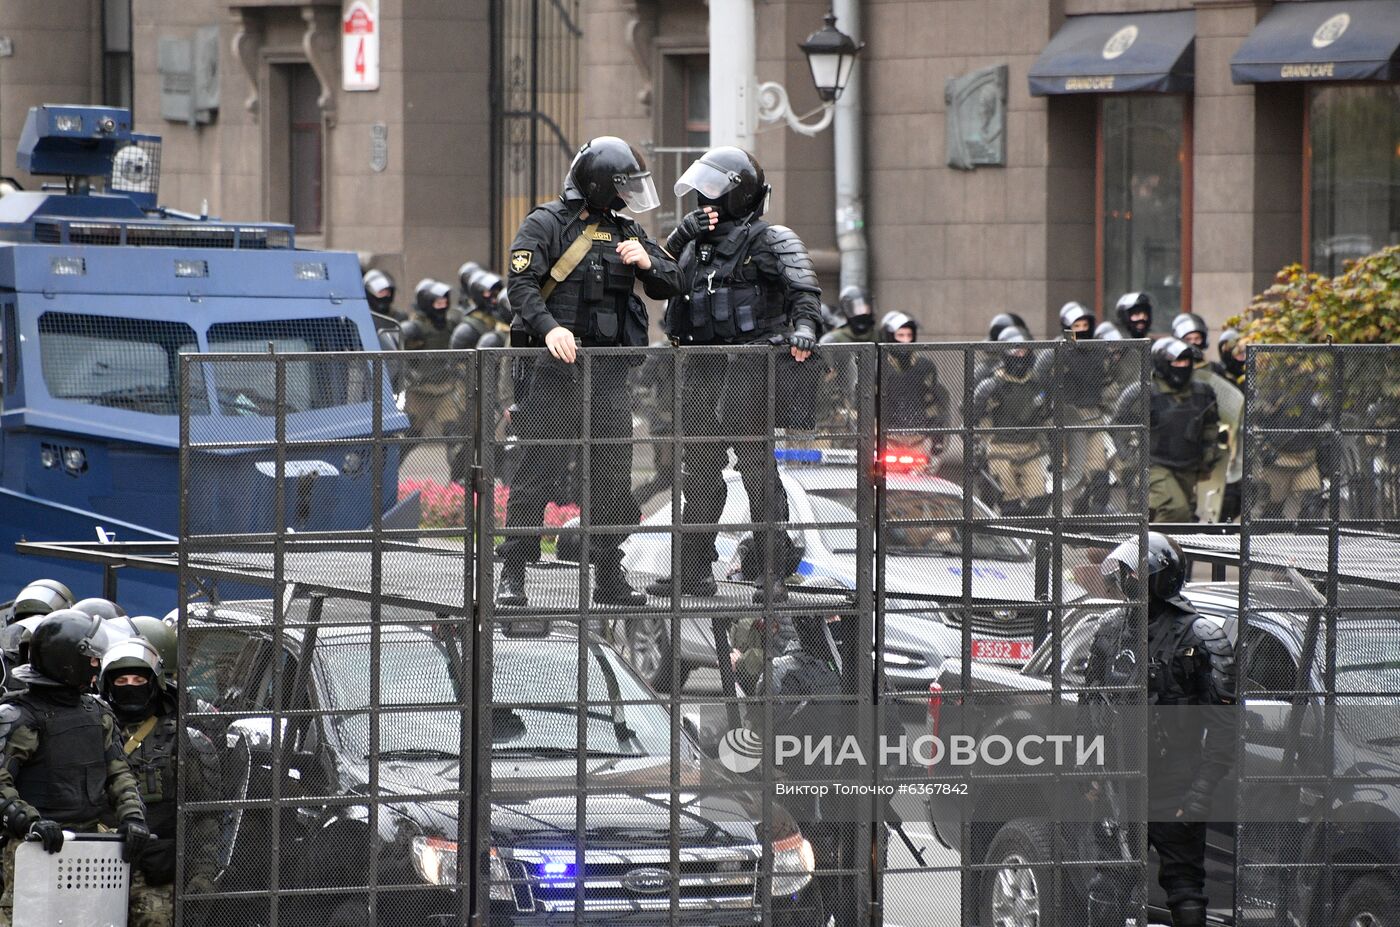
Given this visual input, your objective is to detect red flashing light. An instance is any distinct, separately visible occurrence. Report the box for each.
[879,448,929,473]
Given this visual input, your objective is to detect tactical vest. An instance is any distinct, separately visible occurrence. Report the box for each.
[1149,382,1215,470]
[1057,350,1108,409]
[986,373,1049,429]
[126,716,178,836]
[673,222,784,344]
[546,225,636,346]
[11,692,109,823]
[408,307,465,351]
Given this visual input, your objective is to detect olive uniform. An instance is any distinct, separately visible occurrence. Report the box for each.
[113,697,223,927]
[401,301,468,445]
[1114,373,1220,523]
[972,360,1052,515]
[0,679,145,926]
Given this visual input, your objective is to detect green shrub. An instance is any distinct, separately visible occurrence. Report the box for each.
[1228,246,1400,345]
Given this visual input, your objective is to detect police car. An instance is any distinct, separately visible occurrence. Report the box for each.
[613,448,1083,690]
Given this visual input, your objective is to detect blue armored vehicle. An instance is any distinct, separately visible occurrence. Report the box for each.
[0,105,416,615]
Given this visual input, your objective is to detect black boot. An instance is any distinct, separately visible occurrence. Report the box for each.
[644,573,718,597]
[1169,900,1206,927]
[495,570,527,608]
[594,562,647,606]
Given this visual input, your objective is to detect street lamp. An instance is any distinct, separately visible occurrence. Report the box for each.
[757,11,863,137]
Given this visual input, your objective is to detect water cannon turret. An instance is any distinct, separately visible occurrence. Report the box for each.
[16,104,161,208]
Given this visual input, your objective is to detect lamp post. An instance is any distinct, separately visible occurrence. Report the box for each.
[757,12,864,137]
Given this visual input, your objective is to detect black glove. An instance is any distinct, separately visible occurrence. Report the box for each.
[27,818,64,854]
[118,816,152,864]
[1177,785,1213,820]
[665,208,716,255]
[787,322,818,353]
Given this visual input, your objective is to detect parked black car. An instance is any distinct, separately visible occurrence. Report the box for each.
[926,581,1400,927]
[181,597,826,926]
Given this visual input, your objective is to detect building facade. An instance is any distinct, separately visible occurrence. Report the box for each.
[2,1,1395,342]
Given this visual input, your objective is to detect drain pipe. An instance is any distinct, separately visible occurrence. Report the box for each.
[832,0,867,291]
[709,0,756,150]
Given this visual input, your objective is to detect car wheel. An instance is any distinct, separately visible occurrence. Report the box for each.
[979,818,1058,927]
[1338,875,1399,927]
[618,616,688,692]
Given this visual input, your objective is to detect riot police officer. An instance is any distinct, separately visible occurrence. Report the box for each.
[400,278,469,473]
[100,636,220,927]
[363,269,399,319]
[972,326,1053,516]
[1216,328,1246,387]
[1114,292,1154,339]
[879,311,950,440]
[1113,339,1221,523]
[647,145,820,603]
[73,596,126,621]
[7,579,73,625]
[822,285,876,344]
[987,312,1029,342]
[1046,302,1117,513]
[497,136,681,607]
[451,262,511,351]
[1172,316,1243,523]
[0,610,148,926]
[1085,532,1236,927]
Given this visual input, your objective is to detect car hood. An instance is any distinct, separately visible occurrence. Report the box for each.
[812,552,1086,604]
[365,753,771,849]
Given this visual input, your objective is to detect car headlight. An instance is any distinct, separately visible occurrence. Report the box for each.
[410,837,514,901]
[63,448,87,474]
[770,834,815,896]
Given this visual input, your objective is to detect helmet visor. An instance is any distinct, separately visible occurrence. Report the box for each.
[1100,540,1143,600]
[617,171,661,213]
[674,159,738,200]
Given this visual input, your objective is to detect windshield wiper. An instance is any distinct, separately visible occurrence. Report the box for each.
[493,746,638,759]
[373,748,460,760]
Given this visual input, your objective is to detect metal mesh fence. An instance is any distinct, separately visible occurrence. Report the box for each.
[172,339,1154,927]
[1236,344,1400,927]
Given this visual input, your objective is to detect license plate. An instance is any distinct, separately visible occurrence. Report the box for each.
[971,639,1034,662]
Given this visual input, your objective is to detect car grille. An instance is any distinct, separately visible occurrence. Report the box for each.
[941,606,1040,639]
[503,847,760,914]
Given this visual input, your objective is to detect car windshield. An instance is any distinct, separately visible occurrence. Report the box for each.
[38,312,206,415]
[316,634,673,758]
[206,319,368,416]
[1327,624,1400,695]
[808,488,1028,561]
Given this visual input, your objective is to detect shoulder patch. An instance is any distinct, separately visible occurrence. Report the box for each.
[510,250,533,273]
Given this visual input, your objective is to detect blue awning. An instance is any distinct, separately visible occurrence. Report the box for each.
[1232,1,1400,84]
[1029,11,1195,96]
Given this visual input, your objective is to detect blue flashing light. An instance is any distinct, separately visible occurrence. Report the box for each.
[539,861,574,878]
[774,448,823,464]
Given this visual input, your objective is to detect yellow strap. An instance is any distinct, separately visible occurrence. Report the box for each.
[123,716,158,755]
[539,223,600,301]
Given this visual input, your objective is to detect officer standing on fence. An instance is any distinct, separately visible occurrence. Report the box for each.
[0,610,148,927]
[1113,339,1221,523]
[497,136,681,608]
[647,145,820,603]
[1085,533,1236,927]
[99,635,220,926]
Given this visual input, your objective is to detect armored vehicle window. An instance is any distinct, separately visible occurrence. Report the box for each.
[38,312,203,415]
[207,319,367,416]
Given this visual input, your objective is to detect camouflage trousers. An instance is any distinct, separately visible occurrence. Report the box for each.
[0,837,171,927]
[1148,465,1199,523]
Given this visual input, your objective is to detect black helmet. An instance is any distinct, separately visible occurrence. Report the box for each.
[466,268,505,312]
[988,312,1028,342]
[456,261,482,294]
[879,311,916,342]
[1218,328,1245,379]
[414,278,452,315]
[1094,320,1124,342]
[363,269,395,314]
[674,146,769,221]
[73,597,126,621]
[564,136,660,213]
[29,609,119,690]
[12,579,74,622]
[1152,338,1199,390]
[1115,292,1153,338]
[1100,532,1187,607]
[1171,313,1209,349]
[1059,301,1095,337]
[838,285,875,335]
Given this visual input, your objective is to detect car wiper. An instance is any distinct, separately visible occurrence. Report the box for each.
[493,746,637,759]
[373,748,461,760]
